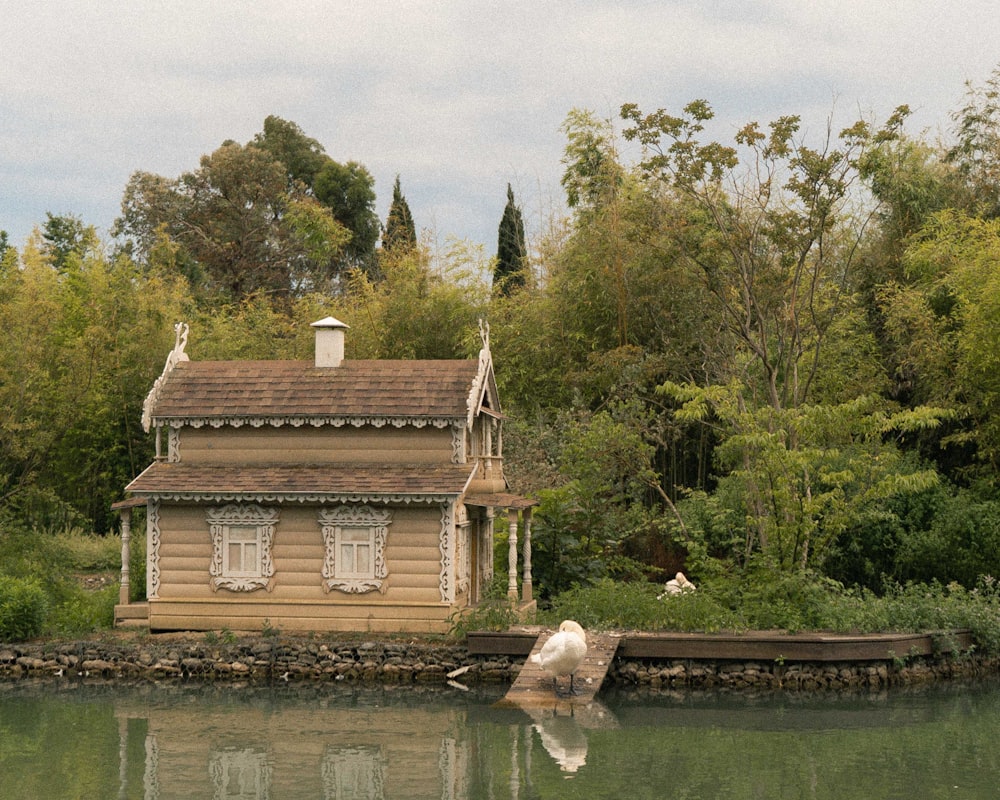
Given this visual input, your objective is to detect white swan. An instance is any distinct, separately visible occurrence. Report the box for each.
[658,571,696,599]
[531,620,588,696]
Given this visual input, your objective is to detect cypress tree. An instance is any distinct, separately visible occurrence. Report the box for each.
[383,175,417,252]
[494,183,528,295]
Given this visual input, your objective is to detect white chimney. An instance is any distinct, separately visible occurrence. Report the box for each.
[311,316,349,368]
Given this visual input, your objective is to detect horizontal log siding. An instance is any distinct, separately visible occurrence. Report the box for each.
[153,503,450,631]
[177,425,455,465]
[147,708,453,798]
[148,600,457,634]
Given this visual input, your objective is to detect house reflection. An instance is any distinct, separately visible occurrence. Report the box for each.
[117,699,467,799]
[112,690,616,798]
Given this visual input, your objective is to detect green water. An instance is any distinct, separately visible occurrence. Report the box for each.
[1,678,998,799]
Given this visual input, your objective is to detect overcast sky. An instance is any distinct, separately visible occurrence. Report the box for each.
[2,1,997,254]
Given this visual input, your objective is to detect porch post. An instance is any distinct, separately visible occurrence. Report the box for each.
[119,510,131,606]
[521,508,533,603]
[507,510,519,600]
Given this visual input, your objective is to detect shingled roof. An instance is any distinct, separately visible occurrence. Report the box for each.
[146,358,483,424]
[126,462,476,500]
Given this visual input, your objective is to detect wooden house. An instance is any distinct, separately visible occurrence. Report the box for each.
[114,318,536,633]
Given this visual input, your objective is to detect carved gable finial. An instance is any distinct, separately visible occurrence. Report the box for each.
[478,318,490,353]
[141,322,190,433]
[467,319,494,429]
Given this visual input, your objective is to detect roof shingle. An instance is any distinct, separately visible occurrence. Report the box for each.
[126,462,475,499]
[148,359,480,421]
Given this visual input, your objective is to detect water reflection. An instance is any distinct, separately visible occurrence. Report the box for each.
[2,679,1000,798]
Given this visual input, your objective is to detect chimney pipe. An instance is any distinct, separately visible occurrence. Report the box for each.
[311,316,348,368]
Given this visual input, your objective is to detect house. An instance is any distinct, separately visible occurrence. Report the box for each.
[113,318,536,633]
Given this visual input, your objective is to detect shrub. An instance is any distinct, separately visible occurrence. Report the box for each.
[449,578,524,637]
[541,578,739,632]
[53,527,121,572]
[0,575,49,641]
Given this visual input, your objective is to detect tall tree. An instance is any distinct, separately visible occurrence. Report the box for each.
[252,115,328,189]
[313,159,380,272]
[116,141,349,300]
[494,183,528,295]
[945,65,1000,219]
[41,213,99,272]
[383,175,417,253]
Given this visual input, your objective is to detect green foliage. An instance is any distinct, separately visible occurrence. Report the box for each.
[539,573,1000,654]
[382,175,417,254]
[313,158,380,272]
[334,243,489,360]
[494,183,528,295]
[52,528,121,571]
[661,381,949,572]
[0,576,48,641]
[542,578,737,632]
[448,579,523,637]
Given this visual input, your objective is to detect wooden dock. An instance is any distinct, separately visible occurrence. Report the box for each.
[496,629,621,709]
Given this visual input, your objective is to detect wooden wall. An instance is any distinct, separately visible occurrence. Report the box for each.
[178,425,455,465]
[130,704,466,799]
[151,502,461,634]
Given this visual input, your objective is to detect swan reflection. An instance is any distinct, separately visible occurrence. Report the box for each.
[531,711,589,773]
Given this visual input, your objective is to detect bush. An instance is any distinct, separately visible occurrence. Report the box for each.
[0,575,49,641]
[53,527,121,572]
[541,578,739,632]
[449,578,524,636]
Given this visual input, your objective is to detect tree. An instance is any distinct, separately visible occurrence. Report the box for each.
[661,381,946,572]
[494,183,528,295]
[116,141,349,300]
[945,65,1000,219]
[621,100,900,413]
[252,114,328,189]
[313,159,380,272]
[383,175,417,253]
[0,236,190,531]
[41,213,99,272]
[879,210,1000,474]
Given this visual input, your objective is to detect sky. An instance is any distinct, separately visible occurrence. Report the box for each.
[2,1,997,255]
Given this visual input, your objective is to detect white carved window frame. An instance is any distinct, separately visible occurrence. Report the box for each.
[319,505,391,594]
[207,504,279,593]
[209,747,272,800]
[322,744,386,800]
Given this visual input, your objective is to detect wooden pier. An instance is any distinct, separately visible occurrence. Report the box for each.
[496,629,621,709]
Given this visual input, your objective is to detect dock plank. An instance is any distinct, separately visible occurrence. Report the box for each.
[497,630,620,709]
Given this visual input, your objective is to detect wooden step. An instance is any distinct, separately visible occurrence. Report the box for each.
[496,629,620,709]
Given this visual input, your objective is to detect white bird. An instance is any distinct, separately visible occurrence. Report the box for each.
[658,571,696,599]
[531,620,588,696]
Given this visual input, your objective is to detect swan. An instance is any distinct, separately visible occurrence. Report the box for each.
[531,620,588,696]
[658,571,696,599]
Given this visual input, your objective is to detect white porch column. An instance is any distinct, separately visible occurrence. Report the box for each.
[119,511,131,606]
[507,511,519,600]
[521,508,533,603]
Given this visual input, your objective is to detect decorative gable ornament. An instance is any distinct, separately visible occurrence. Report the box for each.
[142,322,189,433]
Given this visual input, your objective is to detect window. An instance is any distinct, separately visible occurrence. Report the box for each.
[209,747,272,800]
[207,504,279,592]
[321,745,386,800]
[319,506,391,594]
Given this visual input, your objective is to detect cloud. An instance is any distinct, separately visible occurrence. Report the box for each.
[1,2,997,249]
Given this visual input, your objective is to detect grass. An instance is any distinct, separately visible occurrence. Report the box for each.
[535,573,1000,655]
[0,521,123,639]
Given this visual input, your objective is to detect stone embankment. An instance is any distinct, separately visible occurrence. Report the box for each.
[0,637,517,685]
[1,634,997,690]
[609,653,1000,691]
